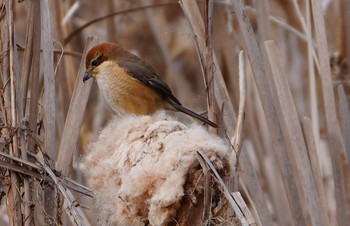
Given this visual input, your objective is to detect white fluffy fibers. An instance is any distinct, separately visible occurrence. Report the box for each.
[80,111,232,226]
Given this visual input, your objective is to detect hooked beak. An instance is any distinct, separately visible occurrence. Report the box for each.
[83,71,92,83]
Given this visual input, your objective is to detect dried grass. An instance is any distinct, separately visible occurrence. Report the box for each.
[0,0,349,225]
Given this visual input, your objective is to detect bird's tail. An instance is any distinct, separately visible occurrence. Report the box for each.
[167,100,218,128]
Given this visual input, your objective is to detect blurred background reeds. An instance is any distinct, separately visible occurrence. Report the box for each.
[0,0,349,225]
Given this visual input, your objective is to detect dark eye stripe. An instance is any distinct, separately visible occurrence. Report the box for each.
[91,54,102,67]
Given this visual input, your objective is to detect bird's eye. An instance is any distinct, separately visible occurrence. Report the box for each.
[91,59,98,67]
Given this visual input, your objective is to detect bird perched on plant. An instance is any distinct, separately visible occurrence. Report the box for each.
[83,42,217,128]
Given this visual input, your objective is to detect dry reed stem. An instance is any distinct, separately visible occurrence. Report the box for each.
[53,0,72,130]
[40,1,58,221]
[255,0,269,41]
[337,85,350,170]
[1,1,348,225]
[60,3,78,111]
[245,5,321,73]
[61,2,79,27]
[231,0,305,225]
[0,150,94,198]
[36,152,91,226]
[56,36,99,177]
[233,50,245,164]
[0,159,41,179]
[251,3,287,223]
[177,1,231,133]
[266,40,328,226]
[292,0,320,68]
[311,0,348,224]
[178,2,272,225]
[41,0,56,161]
[214,5,239,106]
[18,2,34,118]
[224,4,276,222]
[27,0,41,153]
[304,0,321,154]
[25,2,42,223]
[342,0,350,64]
[179,0,219,128]
[178,0,234,131]
[301,117,329,222]
[197,150,211,225]
[197,151,253,226]
[203,0,218,132]
[245,6,313,46]
[6,0,22,225]
[0,151,40,171]
[231,192,255,226]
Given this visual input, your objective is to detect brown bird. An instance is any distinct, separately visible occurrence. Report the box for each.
[83,42,217,128]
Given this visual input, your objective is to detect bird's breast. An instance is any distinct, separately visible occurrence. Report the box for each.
[95,61,166,115]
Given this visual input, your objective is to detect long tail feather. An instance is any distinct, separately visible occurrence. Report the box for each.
[168,100,218,128]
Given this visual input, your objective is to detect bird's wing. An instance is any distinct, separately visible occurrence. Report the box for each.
[118,60,181,105]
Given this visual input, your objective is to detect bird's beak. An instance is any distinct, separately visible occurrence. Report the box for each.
[83,71,92,83]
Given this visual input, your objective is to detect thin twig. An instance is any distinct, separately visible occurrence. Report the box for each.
[63,2,177,45]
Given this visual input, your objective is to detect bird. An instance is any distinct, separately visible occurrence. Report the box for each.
[83,42,217,128]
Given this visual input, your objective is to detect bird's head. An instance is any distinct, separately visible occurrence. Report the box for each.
[83,42,125,82]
